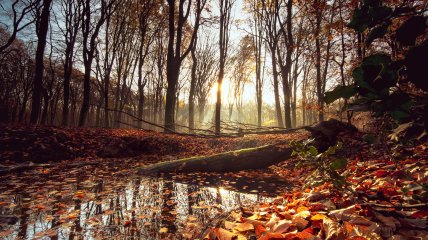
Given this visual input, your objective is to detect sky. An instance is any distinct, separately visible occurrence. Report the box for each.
[204,0,278,106]
[0,0,279,106]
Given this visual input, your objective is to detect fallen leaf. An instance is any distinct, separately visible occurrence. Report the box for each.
[259,232,284,240]
[272,219,292,233]
[311,214,326,221]
[208,227,237,240]
[323,217,345,240]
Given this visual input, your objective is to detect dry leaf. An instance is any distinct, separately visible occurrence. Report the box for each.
[323,217,345,240]
[234,222,253,232]
[208,227,237,240]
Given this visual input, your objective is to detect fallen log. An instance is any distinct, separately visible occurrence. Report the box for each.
[138,119,357,174]
[138,144,292,174]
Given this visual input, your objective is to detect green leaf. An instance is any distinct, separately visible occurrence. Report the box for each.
[365,23,389,47]
[390,110,411,122]
[308,146,318,156]
[324,85,357,104]
[330,158,348,170]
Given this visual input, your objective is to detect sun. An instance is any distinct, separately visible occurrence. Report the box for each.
[208,80,232,104]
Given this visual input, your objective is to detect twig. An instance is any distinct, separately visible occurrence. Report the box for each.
[361,202,428,209]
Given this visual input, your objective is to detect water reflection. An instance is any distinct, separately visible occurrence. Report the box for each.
[0,169,282,239]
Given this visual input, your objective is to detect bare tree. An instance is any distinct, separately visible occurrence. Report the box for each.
[164,0,206,132]
[29,0,53,123]
[214,0,234,135]
[248,0,264,127]
[276,0,293,129]
[261,0,283,127]
[0,0,39,54]
[194,35,217,126]
[78,0,116,126]
[57,0,81,126]
[137,0,158,128]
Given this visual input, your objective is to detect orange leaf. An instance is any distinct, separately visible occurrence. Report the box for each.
[208,228,236,240]
[374,170,388,178]
[344,221,354,234]
[259,232,285,240]
[255,224,266,237]
[296,230,314,239]
[297,206,309,213]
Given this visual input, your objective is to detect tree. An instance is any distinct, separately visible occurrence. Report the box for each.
[188,33,198,131]
[194,35,217,125]
[247,0,265,127]
[276,0,293,129]
[29,0,53,124]
[260,0,284,128]
[58,0,81,126]
[136,0,158,128]
[164,0,206,132]
[214,0,235,135]
[78,0,117,127]
[231,36,254,122]
[0,0,38,54]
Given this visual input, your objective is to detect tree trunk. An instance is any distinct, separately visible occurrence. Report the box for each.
[188,37,197,132]
[139,144,293,174]
[315,17,323,122]
[198,100,206,124]
[30,0,52,124]
[164,60,179,131]
[41,87,49,124]
[79,62,92,126]
[271,49,283,128]
[62,53,72,126]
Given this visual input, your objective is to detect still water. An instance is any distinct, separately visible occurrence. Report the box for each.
[0,161,289,239]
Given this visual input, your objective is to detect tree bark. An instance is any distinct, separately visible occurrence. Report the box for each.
[271,49,283,128]
[30,0,52,124]
[188,36,198,132]
[164,0,204,132]
[138,144,293,174]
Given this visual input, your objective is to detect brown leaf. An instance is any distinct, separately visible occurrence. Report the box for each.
[234,222,253,232]
[208,227,237,240]
[323,217,345,240]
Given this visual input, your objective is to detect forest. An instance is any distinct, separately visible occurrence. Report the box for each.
[0,0,427,239]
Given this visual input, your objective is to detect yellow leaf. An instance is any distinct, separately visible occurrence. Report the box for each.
[224,221,235,230]
[311,214,326,221]
[159,227,168,233]
[297,206,309,213]
[234,222,253,232]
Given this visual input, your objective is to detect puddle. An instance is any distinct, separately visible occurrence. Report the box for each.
[0,162,289,239]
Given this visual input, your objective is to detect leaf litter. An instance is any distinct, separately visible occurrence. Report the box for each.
[0,125,427,239]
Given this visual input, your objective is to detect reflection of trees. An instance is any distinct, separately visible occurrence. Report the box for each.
[17,193,30,239]
[160,179,177,234]
[69,180,82,240]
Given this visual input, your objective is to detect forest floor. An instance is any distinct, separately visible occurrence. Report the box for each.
[0,124,427,239]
